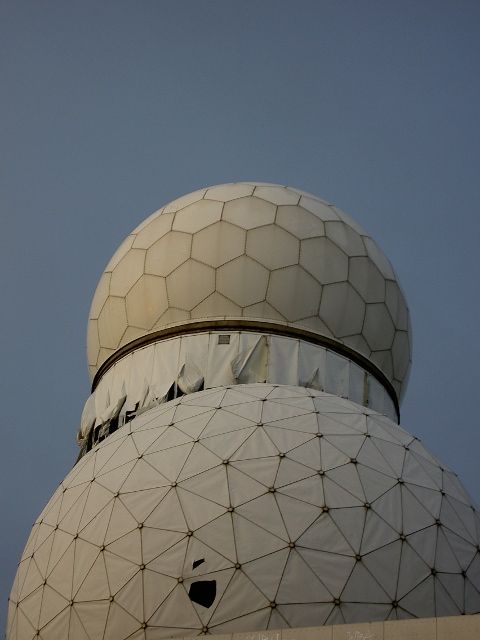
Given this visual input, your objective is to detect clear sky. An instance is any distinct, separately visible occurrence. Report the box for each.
[1,0,479,631]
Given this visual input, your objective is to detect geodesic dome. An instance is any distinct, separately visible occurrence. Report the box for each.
[7,385,480,640]
[87,183,411,401]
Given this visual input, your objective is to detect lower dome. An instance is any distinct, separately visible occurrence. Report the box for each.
[8,385,480,639]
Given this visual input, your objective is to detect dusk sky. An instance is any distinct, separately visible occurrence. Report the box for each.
[1,1,480,631]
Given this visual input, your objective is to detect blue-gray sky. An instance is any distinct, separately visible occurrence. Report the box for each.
[1,0,479,631]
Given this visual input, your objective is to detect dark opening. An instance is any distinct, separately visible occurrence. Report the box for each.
[188,580,216,608]
[192,558,205,570]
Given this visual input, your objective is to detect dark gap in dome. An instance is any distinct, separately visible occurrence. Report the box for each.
[192,558,205,569]
[188,580,216,608]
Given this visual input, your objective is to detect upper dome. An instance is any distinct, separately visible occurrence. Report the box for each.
[87,183,411,400]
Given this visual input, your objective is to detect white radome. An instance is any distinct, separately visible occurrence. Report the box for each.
[7,183,479,640]
[7,386,480,639]
[87,183,412,400]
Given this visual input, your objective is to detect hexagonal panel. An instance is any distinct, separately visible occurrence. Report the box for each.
[145,231,192,277]
[385,281,409,331]
[276,206,325,239]
[126,275,168,330]
[132,212,174,249]
[166,260,215,310]
[342,334,371,358]
[370,350,394,381]
[87,320,99,367]
[152,308,190,330]
[253,185,300,205]
[216,256,269,307]
[191,292,242,318]
[191,221,245,268]
[97,346,115,368]
[319,282,365,337]
[105,234,135,272]
[89,272,111,320]
[163,188,206,214]
[267,265,322,321]
[363,237,395,280]
[297,315,333,337]
[242,301,286,321]
[223,197,276,229]
[109,249,146,296]
[97,297,127,350]
[392,331,410,380]
[132,208,163,234]
[205,183,254,201]
[118,326,149,348]
[172,200,223,233]
[330,206,368,235]
[325,221,366,256]
[299,196,339,220]
[246,225,299,270]
[349,257,385,303]
[300,237,348,284]
[363,303,396,351]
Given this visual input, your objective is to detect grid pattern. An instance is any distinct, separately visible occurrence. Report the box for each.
[87,184,411,401]
[8,385,480,640]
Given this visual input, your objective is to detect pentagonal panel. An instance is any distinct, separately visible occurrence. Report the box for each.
[145,231,192,277]
[172,200,223,233]
[300,238,348,284]
[246,225,299,270]
[349,257,385,303]
[320,283,365,337]
[166,260,215,310]
[223,197,276,229]
[110,250,146,297]
[126,275,168,330]
[97,297,127,350]
[216,256,269,307]
[267,266,322,321]
[191,222,245,268]
[363,303,396,351]
[276,206,325,239]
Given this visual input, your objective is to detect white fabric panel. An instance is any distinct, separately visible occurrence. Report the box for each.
[325,351,349,397]
[206,332,239,388]
[152,339,181,396]
[298,341,326,390]
[177,361,204,394]
[268,336,299,385]
[78,393,96,440]
[82,332,398,439]
[232,334,267,383]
